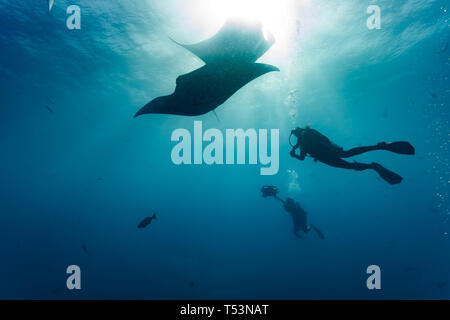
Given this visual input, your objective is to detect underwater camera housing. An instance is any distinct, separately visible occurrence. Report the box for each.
[261,185,278,198]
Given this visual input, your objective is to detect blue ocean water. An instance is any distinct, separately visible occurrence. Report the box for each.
[0,0,449,299]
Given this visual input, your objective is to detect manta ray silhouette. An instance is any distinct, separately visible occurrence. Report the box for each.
[134,19,279,117]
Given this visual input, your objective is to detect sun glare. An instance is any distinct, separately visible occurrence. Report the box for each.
[196,0,296,50]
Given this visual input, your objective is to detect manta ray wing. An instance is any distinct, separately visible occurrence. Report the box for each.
[134,62,279,117]
[171,18,275,64]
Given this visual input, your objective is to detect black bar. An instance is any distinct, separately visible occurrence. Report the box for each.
[1,300,448,318]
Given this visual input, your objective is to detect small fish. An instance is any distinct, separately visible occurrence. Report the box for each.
[436,281,448,289]
[188,281,195,289]
[137,213,157,229]
[46,106,54,113]
[81,244,91,256]
[442,42,448,52]
[431,93,437,99]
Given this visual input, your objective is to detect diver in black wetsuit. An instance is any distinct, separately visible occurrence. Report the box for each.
[289,127,415,185]
[261,186,325,239]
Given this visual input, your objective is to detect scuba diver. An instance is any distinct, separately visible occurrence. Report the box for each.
[261,186,325,239]
[289,126,415,184]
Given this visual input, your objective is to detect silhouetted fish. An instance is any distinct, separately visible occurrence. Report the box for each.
[188,281,195,289]
[46,106,54,113]
[137,213,157,229]
[82,244,91,256]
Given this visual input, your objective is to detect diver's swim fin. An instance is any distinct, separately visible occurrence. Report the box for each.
[371,163,403,184]
[310,225,325,240]
[380,142,415,155]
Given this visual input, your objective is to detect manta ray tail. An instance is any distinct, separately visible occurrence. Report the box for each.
[213,110,220,122]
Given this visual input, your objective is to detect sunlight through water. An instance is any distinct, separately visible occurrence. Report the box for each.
[188,0,313,58]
